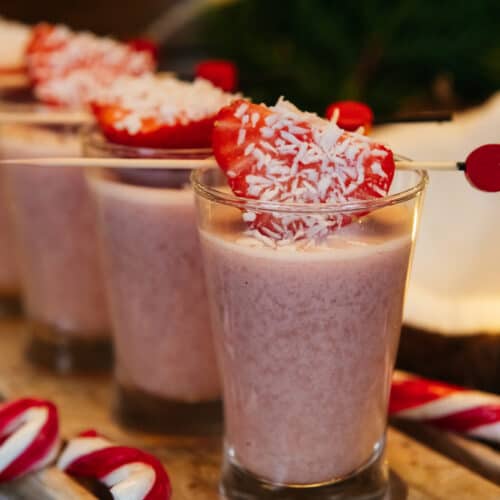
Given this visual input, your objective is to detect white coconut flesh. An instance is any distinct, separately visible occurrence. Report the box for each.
[372,93,500,336]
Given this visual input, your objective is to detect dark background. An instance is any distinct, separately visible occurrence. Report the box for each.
[3,0,500,116]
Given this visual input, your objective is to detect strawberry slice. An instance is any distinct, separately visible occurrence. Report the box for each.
[91,75,237,148]
[213,98,395,242]
[25,23,155,107]
[325,100,374,133]
[93,102,216,148]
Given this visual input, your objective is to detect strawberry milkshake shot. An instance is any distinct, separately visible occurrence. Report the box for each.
[84,75,237,434]
[193,99,427,499]
[1,24,155,371]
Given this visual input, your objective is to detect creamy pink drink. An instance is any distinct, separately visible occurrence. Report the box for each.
[1,123,110,371]
[0,21,155,369]
[88,166,221,433]
[83,75,236,433]
[201,208,411,484]
[194,98,426,499]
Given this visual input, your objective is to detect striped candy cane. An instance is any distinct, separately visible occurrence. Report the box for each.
[390,371,500,443]
[0,397,59,482]
[58,430,171,500]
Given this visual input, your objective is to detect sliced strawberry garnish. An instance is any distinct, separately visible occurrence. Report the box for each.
[325,100,374,133]
[213,98,395,242]
[25,24,155,108]
[195,59,238,92]
[93,102,216,148]
[91,75,237,149]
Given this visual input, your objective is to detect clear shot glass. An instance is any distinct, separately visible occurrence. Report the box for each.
[1,118,110,372]
[193,166,427,499]
[84,128,222,435]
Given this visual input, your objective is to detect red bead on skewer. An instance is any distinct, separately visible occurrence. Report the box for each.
[195,59,238,92]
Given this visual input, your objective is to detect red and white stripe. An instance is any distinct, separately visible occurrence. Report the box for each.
[0,398,60,482]
[57,430,171,500]
[390,371,500,443]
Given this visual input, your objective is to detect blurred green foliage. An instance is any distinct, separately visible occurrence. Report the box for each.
[201,0,500,115]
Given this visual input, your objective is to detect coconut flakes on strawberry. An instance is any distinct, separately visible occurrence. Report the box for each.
[26,23,155,108]
[212,98,395,243]
[91,75,239,148]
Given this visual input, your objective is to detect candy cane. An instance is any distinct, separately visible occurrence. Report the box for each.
[390,371,500,443]
[58,430,171,500]
[0,397,59,482]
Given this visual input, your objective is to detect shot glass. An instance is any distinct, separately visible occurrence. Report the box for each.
[84,128,222,435]
[1,119,110,372]
[193,166,427,499]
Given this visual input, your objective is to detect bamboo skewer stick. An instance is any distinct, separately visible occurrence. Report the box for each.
[395,160,464,171]
[1,144,498,191]
[0,156,217,170]
[0,111,91,125]
[0,156,461,171]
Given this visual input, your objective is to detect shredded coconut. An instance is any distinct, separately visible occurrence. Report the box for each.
[230,98,392,243]
[27,24,155,108]
[93,75,239,132]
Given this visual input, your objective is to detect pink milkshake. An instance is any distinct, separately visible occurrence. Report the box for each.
[83,74,236,433]
[194,98,427,499]
[0,21,155,369]
[1,122,110,371]
[84,135,223,434]
[201,207,411,482]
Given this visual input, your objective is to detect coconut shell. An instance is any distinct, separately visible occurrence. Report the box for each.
[396,326,500,394]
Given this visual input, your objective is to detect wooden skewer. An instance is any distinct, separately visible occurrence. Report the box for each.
[0,73,30,89]
[0,111,91,125]
[396,160,464,171]
[0,156,217,169]
[0,156,462,171]
[2,148,497,191]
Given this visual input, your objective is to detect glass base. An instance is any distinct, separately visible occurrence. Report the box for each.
[0,294,22,317]
[115,384,223,436]
[26,319,112,374]
[221,445,391,500]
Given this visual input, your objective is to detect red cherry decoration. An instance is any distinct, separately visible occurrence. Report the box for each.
[325,100,374,133]
[128,37,159,62]
[195,59,238,92]
[465,144,500,192]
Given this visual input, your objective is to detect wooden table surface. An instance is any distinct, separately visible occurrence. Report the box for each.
[0,318,498,499]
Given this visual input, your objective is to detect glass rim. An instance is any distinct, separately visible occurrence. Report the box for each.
[82,125,213,159]
[191,166,428,215]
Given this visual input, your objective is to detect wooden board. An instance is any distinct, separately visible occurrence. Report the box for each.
[0,318,498,499]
